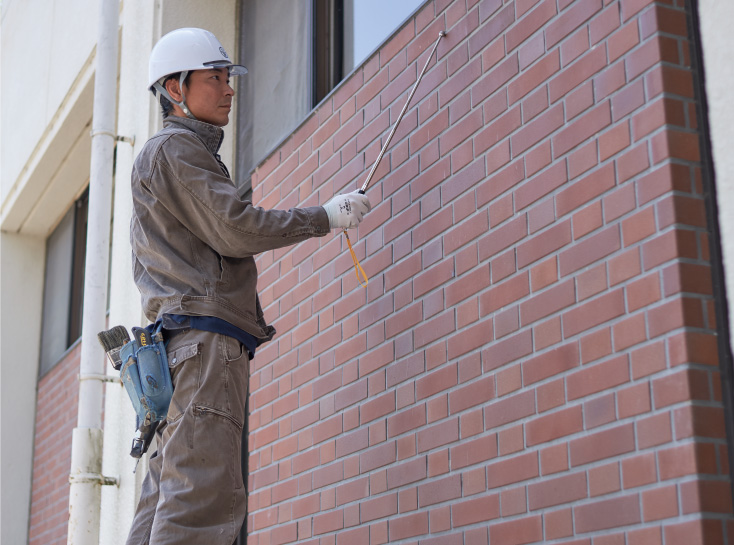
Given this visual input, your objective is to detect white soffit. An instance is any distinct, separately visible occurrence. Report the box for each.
[1,53,94,236]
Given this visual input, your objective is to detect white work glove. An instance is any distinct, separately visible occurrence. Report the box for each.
[323,191,372,230]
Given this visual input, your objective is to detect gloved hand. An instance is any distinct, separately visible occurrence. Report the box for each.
[323,191,372,230]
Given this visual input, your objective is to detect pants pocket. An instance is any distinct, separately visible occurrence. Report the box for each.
[193,404,244,489]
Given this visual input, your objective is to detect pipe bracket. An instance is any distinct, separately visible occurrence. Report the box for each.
[69,472,119,487]
[79,373,121,384]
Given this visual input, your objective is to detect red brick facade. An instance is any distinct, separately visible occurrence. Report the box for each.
[248,0,734,543]
[29,343,80,545]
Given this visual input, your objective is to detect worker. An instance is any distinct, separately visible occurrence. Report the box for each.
[125,27,371,544]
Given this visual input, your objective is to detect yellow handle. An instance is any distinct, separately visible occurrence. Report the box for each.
[343,229,368,288]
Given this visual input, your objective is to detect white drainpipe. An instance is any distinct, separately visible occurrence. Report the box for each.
[68,0,120,543]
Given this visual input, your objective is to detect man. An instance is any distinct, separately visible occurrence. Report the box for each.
[126,28,371,544]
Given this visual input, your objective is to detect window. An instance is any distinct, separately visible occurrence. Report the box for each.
[39,189,88,376]
[235,0,426,195]
[313,0,426,105]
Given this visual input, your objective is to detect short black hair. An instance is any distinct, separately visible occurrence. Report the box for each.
[158,72,190,118]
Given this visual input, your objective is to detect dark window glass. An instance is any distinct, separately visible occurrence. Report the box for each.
[39,189,88,376]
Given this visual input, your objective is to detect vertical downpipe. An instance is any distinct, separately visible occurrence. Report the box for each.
[67,0,119,543]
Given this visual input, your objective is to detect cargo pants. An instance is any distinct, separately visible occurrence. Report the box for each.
[126,329,249,545]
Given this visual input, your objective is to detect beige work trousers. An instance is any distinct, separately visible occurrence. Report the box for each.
[126,329,249,545]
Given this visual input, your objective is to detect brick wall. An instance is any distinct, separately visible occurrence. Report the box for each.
[29,342,80,545]
[248,0,734,543]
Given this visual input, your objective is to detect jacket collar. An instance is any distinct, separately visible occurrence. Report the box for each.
[163,116,225,155]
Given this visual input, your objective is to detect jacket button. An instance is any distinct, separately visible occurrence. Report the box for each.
[172,357,177,364]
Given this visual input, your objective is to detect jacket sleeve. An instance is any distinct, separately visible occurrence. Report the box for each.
[147,131,330,258]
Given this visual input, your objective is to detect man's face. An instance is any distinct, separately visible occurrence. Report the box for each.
[167,67,234,126]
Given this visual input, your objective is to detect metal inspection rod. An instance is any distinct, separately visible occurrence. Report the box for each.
[360,30,446,194]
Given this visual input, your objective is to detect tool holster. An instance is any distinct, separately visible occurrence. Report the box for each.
[117,322,174,458]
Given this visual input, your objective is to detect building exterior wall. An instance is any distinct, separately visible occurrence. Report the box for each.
[0,232,45,545]
[245,0,734,543]
[698,0,734,356]
[3,0,734,544]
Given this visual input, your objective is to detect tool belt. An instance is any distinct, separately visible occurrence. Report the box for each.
[100,322,173,459]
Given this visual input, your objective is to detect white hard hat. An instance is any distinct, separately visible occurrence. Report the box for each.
[148,28,247,119]
[148,27,247,89]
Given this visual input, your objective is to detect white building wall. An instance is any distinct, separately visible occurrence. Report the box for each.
[698,1,734,355]
[0,233,45,545]
[1,0,97,205]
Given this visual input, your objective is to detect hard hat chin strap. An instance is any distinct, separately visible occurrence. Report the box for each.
[153,71,197,120]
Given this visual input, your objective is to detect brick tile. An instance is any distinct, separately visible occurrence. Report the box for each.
[388,511,428,541]
[530,256,558,292]
[549,46,607,103]
[417,418,459,452]
[418,474,461,507]
[511,103,565,155]
[483,330,534,373]
[447,318,494,360]
[570,423,635,466]
[509,50,561,104]
[584,393,616,428]
[681,479,734,515]
[517,162,568,211]
[617,382,651,418]
[529,471,587,510]
[386,457,426,490]
[642,484,679,522]
[449,376,495,414]
[556,162,615,218]
[560,225,620,276]
[475,106,522,155]
[554,101,612,157]
[525,141,553,176]
[489,515,543,545]
[653,368,710,409]
[628,527,662,545]
[566,355,630,400]
[576,262,607,301]
[622,452,657,488]
[588,462,621,497]
[477,158,524,208]
[472,53,519,105]
[574,494,641,533]
[537,378,566,413]
[561,27,592,68]
[664,519,725,545]
[523,341,580,385]
[540,443,569,476]
[451,434,498,470]
[388,405,426,437]
[481,272,531,315]
[484,390,536,429]
[546,0,603,48]
[563,289,625,338]
[668,331,719,367]
[498,424,524,455]
[452,494,500,527]
[527,406,583,446]
[544,508,574,540]
[518,221,572,269]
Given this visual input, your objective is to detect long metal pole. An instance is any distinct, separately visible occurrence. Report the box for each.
[68,0,119,542]
[360,30,446,194]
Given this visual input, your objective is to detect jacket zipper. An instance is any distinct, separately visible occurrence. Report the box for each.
[194,404,243,429]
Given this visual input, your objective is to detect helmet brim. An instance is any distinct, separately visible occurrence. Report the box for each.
[203,61,248,75]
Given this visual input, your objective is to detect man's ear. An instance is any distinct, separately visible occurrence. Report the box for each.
[165,77,183,102]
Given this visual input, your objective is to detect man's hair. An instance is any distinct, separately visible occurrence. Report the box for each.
[158,72,190,118]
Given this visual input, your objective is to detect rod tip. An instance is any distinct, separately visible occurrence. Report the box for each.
[439,30,447,37]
